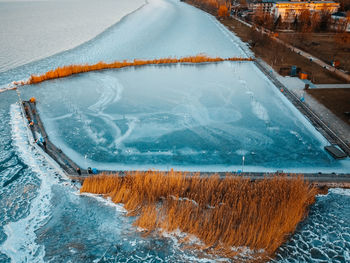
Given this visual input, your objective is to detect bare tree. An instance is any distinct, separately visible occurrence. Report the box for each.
[299,9,312,32]
[253,5,264,26]
[319,10,331,31]
[310,12,321,32]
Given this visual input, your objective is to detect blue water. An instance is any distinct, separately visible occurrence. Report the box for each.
[19,62,350,173]
[0,0,349,262]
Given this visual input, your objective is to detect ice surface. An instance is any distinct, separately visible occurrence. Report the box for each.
[0,94,237,262]
[21,62,350,172]
[0,0,251,86]
[273,188,350,263]
[0,103,63,262]
[0,0,349,261]
[0,0,145,72]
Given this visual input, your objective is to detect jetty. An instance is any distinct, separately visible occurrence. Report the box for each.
[19,98,350,189]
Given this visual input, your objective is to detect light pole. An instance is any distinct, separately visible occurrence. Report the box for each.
[242,155,245,173]
[84,154,88,170]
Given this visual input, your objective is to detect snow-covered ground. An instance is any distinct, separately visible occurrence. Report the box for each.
[0,0,145,72]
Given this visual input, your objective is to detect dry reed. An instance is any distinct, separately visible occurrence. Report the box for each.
[25,55,254,85]
[80,170,317,260]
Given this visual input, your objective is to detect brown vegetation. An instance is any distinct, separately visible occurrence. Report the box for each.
[192,0,218,13]
[279,32,350,74]
[252,7,347,33]
[218,5,229,17]
[339,0,350,12]
[184,0,346,83]
[26,55,253,85]
[80,171,317,260]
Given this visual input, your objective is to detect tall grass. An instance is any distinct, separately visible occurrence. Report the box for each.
[80,170,317,260]
[25,55,254,85]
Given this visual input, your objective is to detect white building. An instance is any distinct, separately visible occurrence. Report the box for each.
[250,0,340,22]
[273,1,340,21]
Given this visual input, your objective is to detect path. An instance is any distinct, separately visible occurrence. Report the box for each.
[232,16,350,82]
[315,84,350,89]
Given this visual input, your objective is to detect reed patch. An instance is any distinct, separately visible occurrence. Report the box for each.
[80,170,317,260]
[22,55,254,85]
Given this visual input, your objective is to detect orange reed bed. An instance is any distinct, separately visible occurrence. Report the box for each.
[23,55,254,85]
[80,170,317,261]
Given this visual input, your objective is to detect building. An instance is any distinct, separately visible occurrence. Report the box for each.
[274,1,340,21]
[250,0,286,14]
[249,0,340,22]
[331,12,350,32]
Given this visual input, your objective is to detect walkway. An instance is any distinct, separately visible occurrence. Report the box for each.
[315,84,350,89]
[232,16,350,82]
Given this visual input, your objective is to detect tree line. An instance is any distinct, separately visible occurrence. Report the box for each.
[252,8,350,33]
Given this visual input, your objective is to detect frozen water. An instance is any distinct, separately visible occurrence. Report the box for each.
[0,0,349,261]
[0,0,250,87]
[0,103,62,262]
[0,0,145,72]
[20,62,350,172]
[273,188,350,263]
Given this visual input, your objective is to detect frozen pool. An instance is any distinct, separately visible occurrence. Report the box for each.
[20,62,350,173]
